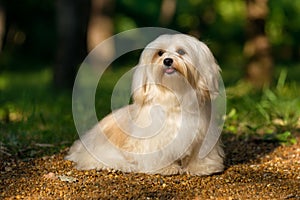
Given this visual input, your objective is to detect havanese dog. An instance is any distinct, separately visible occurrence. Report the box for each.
[66,34,224,176]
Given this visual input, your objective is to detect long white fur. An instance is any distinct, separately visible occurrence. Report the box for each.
[66,34,224,176]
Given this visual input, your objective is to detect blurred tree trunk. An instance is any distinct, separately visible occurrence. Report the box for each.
[244,0,273,88]
[159,0,176,26]
[54,0,88,89]
[87,0,114,61]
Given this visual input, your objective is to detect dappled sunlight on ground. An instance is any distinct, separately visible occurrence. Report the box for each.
[1,135,299,199]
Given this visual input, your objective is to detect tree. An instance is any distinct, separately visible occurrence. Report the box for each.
[87,0,114,51]
[159,0,176,26]
[244,0,273,88]
[87,0,115,62]
[54,0,88,89]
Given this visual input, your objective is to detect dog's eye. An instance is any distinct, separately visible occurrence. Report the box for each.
[177,49,186,55]
[158,50,164,57]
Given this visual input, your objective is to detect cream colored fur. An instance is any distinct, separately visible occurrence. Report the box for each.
[66,34,224,176]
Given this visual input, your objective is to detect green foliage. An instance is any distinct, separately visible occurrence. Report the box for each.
[267,0,300,62]
[263,131,297,146]
[267,0,300,45]
[225,68,300,145]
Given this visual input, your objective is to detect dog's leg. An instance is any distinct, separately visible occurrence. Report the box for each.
[183,141,224,176]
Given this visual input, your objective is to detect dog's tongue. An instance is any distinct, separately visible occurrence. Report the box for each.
[165,67,175,74]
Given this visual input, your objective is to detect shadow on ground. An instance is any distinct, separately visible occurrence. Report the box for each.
[223,133,280,167]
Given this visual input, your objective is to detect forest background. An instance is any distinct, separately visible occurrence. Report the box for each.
[0,0,299,155]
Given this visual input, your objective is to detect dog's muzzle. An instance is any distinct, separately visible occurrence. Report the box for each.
[163,58,176,74]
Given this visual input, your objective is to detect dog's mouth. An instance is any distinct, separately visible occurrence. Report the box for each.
[164,66,176,75]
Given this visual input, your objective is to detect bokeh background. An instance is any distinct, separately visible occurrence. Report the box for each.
[1,0,300,86]
[0,0,299,156]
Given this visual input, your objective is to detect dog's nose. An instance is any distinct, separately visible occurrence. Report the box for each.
[163,58,173,67]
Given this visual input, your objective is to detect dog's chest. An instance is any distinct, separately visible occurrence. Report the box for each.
[126,104,199,153]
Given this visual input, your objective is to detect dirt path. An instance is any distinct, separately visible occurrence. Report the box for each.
[1,135,300,199]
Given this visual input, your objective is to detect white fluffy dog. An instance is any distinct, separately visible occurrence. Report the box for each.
[66,34,224,176]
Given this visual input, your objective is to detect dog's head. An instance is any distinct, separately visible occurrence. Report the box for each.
[132,34,220,105]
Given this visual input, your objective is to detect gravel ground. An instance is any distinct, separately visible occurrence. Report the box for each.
[1,134,300,199]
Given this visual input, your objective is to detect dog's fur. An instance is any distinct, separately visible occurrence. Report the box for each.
[66,34,224,176]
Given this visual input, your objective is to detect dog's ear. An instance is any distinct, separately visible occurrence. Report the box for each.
[197,62,220,100]
[131,63,148,104]
[131,46,158,105]
[196,41,221,100]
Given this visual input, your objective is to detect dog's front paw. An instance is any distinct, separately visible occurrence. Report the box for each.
[152,164,183,175]
[184,163,224,176]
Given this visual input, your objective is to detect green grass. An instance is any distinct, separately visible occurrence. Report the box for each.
[0,65,299,158]
[0,66,132,158]
[225,69,300,145]
[0,69,74,157]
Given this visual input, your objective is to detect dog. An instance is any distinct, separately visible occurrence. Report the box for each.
[66,34,224,176]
